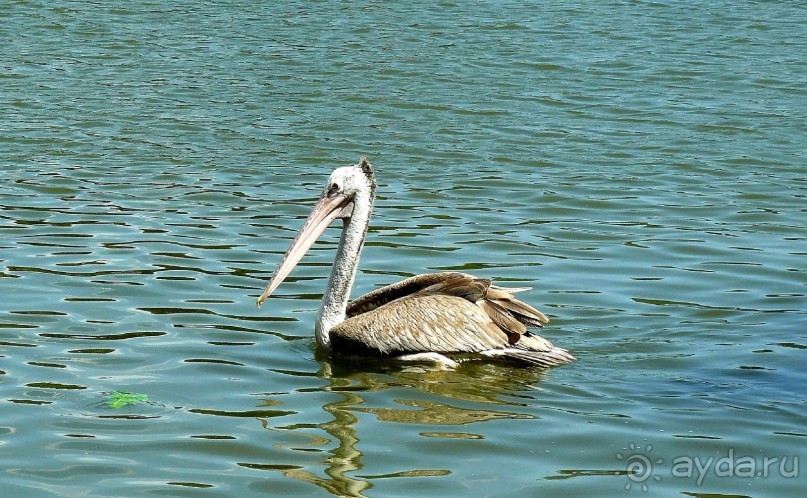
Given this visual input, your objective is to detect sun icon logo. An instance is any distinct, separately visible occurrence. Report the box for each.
[616,443,663,491]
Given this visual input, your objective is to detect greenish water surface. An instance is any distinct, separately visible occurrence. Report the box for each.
[1,1,805,497]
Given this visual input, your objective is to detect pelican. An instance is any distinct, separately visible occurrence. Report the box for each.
[256,158,574,368]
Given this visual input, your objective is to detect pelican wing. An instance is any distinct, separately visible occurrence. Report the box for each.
[334,272,574,366]
[345,272,472,317]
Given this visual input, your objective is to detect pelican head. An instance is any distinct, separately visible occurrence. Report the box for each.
[257,158,376,307]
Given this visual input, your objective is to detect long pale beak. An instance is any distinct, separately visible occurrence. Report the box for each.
[257,193,350,307]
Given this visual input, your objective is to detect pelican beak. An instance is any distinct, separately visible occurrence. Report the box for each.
[257,193,351,307]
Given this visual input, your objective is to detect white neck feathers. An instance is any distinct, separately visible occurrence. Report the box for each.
[315,188,373,348]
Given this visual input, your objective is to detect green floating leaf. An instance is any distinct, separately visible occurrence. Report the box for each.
[107,391,148,409]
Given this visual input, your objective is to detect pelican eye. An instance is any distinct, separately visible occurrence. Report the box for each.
[328,183,340,195]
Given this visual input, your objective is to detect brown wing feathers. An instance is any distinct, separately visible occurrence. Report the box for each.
[345,272,463,318]
[347,272,550,347]
[484,286,549,328]
[335,272,573,366]
[478,300,526,345]
[414,274,488,302]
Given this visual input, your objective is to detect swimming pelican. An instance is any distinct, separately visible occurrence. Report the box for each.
[256,158,574,368]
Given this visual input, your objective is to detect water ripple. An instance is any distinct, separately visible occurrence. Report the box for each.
[2,1,805,497]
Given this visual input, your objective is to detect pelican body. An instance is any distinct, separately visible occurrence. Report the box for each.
[257,158,574,368]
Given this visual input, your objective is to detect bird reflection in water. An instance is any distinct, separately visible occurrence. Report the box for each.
[257,358,550,497]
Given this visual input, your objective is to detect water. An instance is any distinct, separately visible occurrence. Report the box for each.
[2,1,805,496]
